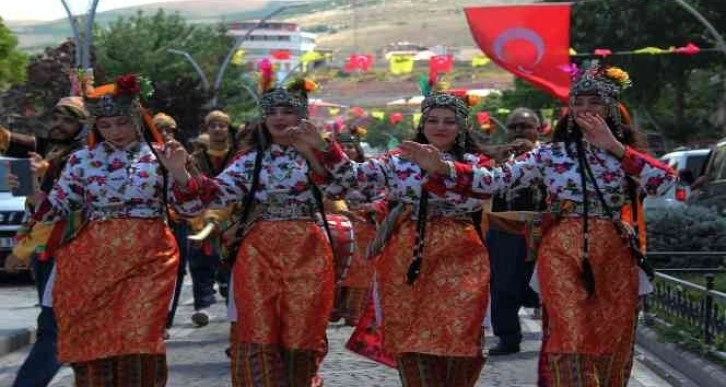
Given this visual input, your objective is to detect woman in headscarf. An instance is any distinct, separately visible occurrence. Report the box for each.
[296,89,492,386]
[31,74,180,386]
[159,79,334,387]
[400,63,677,386]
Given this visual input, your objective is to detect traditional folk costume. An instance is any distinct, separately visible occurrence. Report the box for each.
[424,64,677,387]
[316,92,491,386]
[173,80,334,387]
[32,75,180,386]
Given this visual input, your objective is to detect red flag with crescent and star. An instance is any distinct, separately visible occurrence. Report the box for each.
[465,3,572,101]
[345,54,374,72]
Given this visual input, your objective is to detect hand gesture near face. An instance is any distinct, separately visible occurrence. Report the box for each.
[574,113,625,157]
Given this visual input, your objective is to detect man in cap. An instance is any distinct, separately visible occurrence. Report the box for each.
[5,97,88,387]
[486,107,546,356]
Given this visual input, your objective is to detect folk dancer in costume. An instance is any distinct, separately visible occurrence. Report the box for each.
[185,110,238,327]
[326,126,388,327]
[401,63,677,387]
[161,78,335,386]
[30,74,182,386]
[300,89,492,386]
[485,108,546,356]
[4,97,87,387]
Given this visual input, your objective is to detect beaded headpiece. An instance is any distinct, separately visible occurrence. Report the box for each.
[417,73,477,149]
[80,73,163,147]
[257,61,318,119]
[569,61,632,122]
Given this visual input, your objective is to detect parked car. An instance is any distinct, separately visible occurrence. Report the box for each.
[0,156,29,273]
[687,139,726,217]
[643,148,710,212]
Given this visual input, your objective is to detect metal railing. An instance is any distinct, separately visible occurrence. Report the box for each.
[642,254,726,348]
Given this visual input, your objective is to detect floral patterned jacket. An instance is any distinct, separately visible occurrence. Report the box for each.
[34,141,182,222]
[173,144,328,216]
[425,142,676,213]
[316,142,491,218]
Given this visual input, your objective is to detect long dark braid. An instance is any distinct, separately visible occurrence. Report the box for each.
[407,115,481,285]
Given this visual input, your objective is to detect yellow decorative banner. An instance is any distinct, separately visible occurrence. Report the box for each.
[371,110,385,121]
[328,107,340,116]
[632,46,668,55]
[231,49,246,65]
[471,54,491,67]
[389,55,414,75]
[569,48,577,55]
[412,113,422,127]
[301,51,324,64]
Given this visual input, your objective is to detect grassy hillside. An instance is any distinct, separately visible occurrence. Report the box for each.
[8,0,526,53]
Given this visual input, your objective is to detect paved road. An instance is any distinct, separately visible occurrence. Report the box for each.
[0,280,674,387]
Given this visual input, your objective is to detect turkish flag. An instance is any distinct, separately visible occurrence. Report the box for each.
[429,55,453,75]
[270,50,292,60]
[345,54,374,72]
[465,4,571,101]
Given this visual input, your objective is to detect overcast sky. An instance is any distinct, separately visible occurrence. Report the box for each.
[0,0,195,21]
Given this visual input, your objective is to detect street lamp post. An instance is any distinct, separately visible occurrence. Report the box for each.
[59,0,101,69]
[167,49,211,91]
[59,0,81,67]
[672,0,726,55]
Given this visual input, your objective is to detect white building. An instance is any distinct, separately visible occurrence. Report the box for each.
[228,21,317,77]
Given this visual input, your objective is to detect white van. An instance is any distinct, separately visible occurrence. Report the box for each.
[643,148,710,212]
[0,156,29,272]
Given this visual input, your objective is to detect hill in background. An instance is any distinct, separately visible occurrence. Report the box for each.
[7,0,526,53]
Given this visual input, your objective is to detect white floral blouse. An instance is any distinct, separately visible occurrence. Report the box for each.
[316,142,491,217]
[426,142,676,212]
[173,144,327,216]
[35,142,180,222]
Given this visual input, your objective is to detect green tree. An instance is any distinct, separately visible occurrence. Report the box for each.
[542,0,726,142]
[0,18,28,89]
[94,10,255,142]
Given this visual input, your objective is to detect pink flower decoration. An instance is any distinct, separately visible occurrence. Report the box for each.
[558,63,579,76]
[675,42,701,56]
[594,48,613,57]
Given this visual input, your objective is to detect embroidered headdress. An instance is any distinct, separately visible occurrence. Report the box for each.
[569,61,632,122]
[257,62,318,119]
[81,73,163,147]
[417,75,477,148]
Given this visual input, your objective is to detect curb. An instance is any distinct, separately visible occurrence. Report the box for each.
[0,328,36,357]
[636,325,726,387]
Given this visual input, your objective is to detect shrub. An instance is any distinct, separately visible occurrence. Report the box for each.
[646,206,726,268]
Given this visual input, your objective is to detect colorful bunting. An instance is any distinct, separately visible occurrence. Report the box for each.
[371,110,385,121]
[389,112,404,124]
[389,55,414,75]
[412,113,422,127]
[270,50,292,60]
[471,54,491,67]
[350,106,366,117]
[345,54,374,72]
[429,55,454,76]
[231,49,246,65]
[594,48,613,57]
[328,107,341,116]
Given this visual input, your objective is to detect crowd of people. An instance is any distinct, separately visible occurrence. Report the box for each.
[1,61,676,387]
